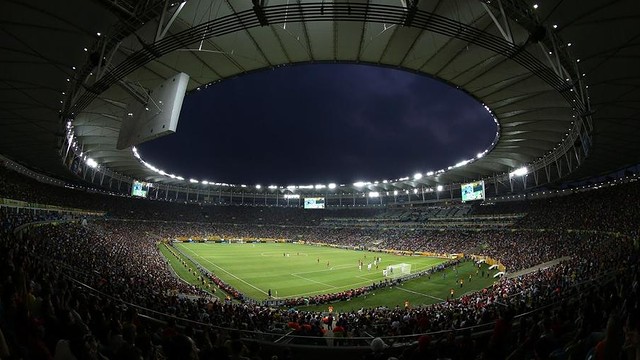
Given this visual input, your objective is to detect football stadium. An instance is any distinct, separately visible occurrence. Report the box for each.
[1,1,640,359]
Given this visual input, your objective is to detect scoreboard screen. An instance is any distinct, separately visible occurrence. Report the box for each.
[304,197,325,209]
[131,180,150,198]
[461,180,485,202]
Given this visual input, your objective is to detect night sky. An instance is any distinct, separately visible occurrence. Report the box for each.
[138,64,496,185]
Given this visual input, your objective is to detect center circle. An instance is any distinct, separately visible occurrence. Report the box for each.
[138,64,497,185]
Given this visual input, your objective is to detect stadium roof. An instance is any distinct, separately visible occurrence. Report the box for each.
[1,0,639,194]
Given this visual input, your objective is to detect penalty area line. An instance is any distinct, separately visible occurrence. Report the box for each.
[394,287,445,302]
[290,273,337,289]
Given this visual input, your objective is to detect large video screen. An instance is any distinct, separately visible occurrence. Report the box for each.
[461,180,485,202]
[304,197,325,209]
[131,180,150,198]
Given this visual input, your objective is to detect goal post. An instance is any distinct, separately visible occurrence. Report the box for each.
[384,263,411,278]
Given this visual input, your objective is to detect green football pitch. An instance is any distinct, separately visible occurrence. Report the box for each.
[166,242,499,311]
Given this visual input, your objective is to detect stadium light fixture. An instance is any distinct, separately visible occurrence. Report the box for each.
[255,184,261,189]
[268,185,278,189]
[477,152,485,159]
[85,158,98,168]
[328,183,337,189]
[413,189,418,194]
[353,181,366,187]
[315,184,326,190]
[189,179,199,183]
[437,185,444,191]
[509,166,529,178]
[426,171,434,176]
[413,173,422,180]
[368,191,379,198]
[201,180,209,185]
[393,190,398,195]
[176,176,184,181]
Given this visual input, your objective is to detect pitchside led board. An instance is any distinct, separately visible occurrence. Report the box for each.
[117,72,190,150]
[461,180,485,202]
[131,180,150,198]
[304,197,325,209]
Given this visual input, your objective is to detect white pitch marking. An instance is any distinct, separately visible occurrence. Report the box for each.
[179,244,268,296]
[291,273,337,289]
[394,287,445,301]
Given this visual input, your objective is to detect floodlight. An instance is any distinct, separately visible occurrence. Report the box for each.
[413,189,418,194]
[393,190,398,195]
[85,158,98,168]
[437,185,443,191]
[477,152,485,159]
[189,179,199,183]
[509,166,529,177]
[328,183,337,189]
[268,185,278,189]
[315,184,326,190]
[413,173,422,180]
[176,176,184,180]
[201,180,209,185]
[353,181,365,187]
[426,171,434,176]
[255,185,261,189]
[286,185,296,190]
[368,192,379,198]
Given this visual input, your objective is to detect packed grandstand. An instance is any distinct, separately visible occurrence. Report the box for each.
[1,162,639,360]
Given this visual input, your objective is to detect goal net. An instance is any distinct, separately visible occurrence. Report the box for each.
[384,263,411,278]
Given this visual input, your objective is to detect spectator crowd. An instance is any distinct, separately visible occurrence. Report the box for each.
[1,164,639,359]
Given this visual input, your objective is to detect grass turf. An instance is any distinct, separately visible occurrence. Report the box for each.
[158,243,224,300]
[166,242,499,311]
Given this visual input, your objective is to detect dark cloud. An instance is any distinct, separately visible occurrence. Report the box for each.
[138,64,496,185]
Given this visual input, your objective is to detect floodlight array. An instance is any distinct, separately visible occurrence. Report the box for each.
[509,167,529,178]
